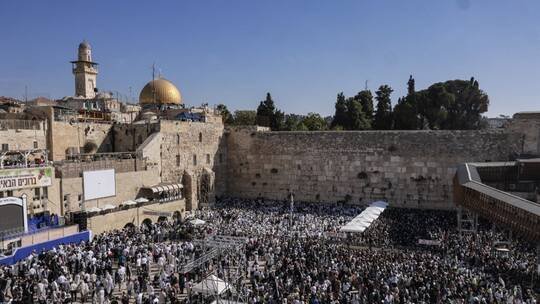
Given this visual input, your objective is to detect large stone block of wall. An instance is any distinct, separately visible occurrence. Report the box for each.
[50,121,114,161]
[507,112,540,156]
[159,120,227,197]
[113,123,160,152]
[0,120,47,151]
[60,169,160,214]
[227,129,523,209]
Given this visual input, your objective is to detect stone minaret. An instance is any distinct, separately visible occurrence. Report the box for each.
[71,41,98,98]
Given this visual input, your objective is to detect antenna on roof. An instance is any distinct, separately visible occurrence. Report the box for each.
[364,80,369,91]
[152,62,156,104]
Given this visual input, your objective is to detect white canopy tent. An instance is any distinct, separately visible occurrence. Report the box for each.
[192,275,229,296]
[340,201,388,233]
[134,197,149,203]
[190,219,206,226]
[101,204,116,211]
[86,207,102,213]
[121,200,138,206]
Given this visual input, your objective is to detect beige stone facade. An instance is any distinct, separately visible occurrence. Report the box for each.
[59,169,160,214]
[0,120,47,151]
[226,128,525,209]
[2,102,540,237]
[86,199,184,234]
[507,112,540,155]
[49,120,114,161]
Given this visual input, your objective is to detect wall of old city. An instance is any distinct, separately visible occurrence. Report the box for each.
[226,128,524,209]
[507,112,540,156]
[85,199,184,235]
[158,119,227,208]
[59,169,160,215]
[113,122,160,152]
[49,120,114,161]
[0,120,47,151]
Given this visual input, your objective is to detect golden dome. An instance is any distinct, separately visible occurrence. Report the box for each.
[139,78,182,105]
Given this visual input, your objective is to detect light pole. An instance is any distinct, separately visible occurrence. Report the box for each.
[288,192,294,228]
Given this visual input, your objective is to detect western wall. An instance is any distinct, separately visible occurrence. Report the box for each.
[226,127,526,209]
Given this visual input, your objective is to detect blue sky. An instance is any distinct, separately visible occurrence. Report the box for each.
[0,0,539,117]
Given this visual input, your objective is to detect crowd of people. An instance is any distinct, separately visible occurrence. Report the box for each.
[0,197,537,303]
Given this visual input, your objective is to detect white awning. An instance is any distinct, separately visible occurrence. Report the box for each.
[135,197,149,203]
[86,207,102,213]
[101,204,116,211]
[121,200,138,206]
[340,201,388,233]
[150,183,183,193]
[190,219,206,226]
[192,275,229,295]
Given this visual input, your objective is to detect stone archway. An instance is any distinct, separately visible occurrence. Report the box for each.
[198,168,215,208]
[182,170,194,211]
[124,222,136,229]
[199,173,211,206]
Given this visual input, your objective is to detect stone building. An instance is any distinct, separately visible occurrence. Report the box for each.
[71,41,98,99]
[62,41,141,123]
[1,40,540,239]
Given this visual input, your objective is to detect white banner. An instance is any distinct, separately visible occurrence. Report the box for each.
[418,239,441,246]
[0,167,53,191]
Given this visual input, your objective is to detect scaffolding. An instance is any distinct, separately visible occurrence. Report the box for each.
[183,235,248,303]
[456,206,478,236]
[0,149,49,169]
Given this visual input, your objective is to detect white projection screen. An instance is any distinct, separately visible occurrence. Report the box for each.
[83,169,116,201]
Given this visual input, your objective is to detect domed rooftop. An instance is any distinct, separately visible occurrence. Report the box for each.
[139,78,182,105]
[79,40,91,49]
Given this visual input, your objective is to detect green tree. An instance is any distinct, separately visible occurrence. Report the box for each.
[417,83,452,129]
[439,77,489,129]
[354,90,374,125]
[282,114,303,131]
[346,97,370,130]
[232,110,257,125]
[393,97,418,129]
[256,92,284,130]
[373,85,393,130]
[256,93,275,127]
[407,75,415,96]
[393,76,420,130]
[271,109,285,131]
[296,122,309,131]
[216,104,233,124]
[301,113,328,131]
[331,92,348,129]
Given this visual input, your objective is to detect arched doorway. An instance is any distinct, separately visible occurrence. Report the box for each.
[182,171,194,211]
[124,222,135,229]
[198,173,211,206]
[157,216,167,223]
